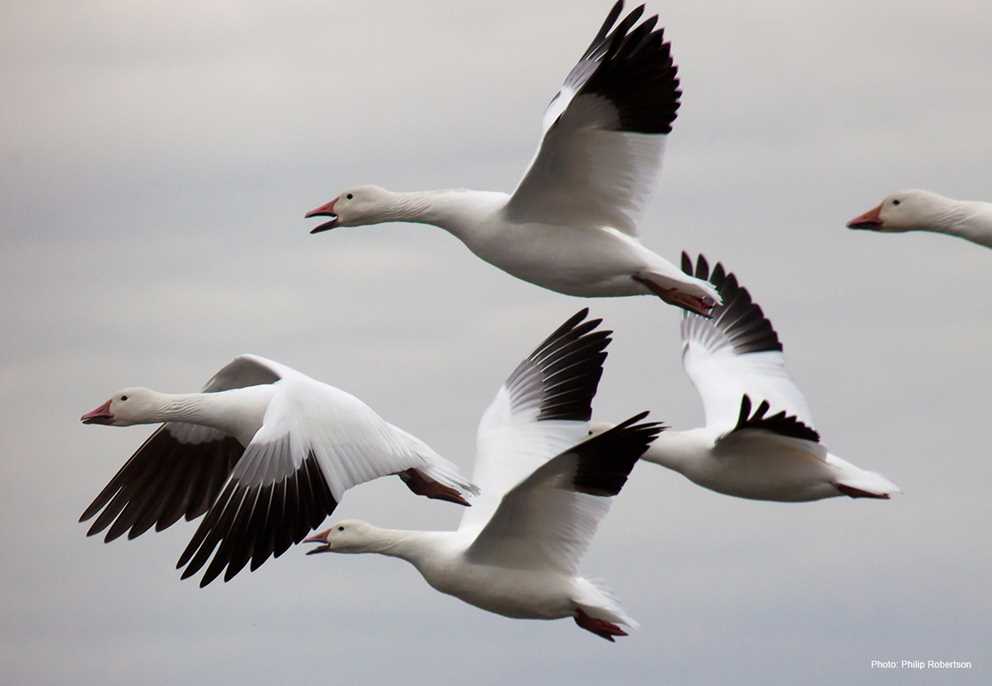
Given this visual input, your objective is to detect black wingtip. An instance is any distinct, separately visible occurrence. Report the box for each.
[571,412,664,497]
[503,310,612,424]
[568,0,681,134]
[682,252,783,355]
[728,394,820,443]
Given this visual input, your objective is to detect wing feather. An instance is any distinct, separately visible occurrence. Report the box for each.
[466,414,662,574]
[506,1,680,235]
[459,309,611,533]
[680,253,816,434]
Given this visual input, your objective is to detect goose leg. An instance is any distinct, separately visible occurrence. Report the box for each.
[573,608,628,642]
[397,469,470,506]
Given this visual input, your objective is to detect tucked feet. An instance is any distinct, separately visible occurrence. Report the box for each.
[633,275,715,317]
[398,468,471,506]
[574,608,628,642]
[836,484,890,499]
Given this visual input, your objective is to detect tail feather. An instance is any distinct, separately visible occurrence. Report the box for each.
[575,577,639,631]
[389,423,479,499]
[828,455,900,498]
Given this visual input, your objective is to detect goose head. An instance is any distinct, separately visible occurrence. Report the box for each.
[304,519,378,554]
[587,421,614,438]
[305,185,394,233]
[847,189,953,233]
[80,387,156,427]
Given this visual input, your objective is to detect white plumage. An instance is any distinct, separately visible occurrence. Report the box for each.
[305,311,662,641]
[305,1,719,315]
[848,189,992,248]
[79,354,476,586]
[616,254,900,502]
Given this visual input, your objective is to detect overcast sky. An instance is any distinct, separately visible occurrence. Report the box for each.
[1,0,989,684]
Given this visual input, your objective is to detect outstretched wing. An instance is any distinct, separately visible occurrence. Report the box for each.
[175,428,338,588]
[458,309,611,534]
[679,253,817,435]
[79,355,281,542]
[504,1,680,236]
[178,379,471,587]
[465,414,663,574]
[718,395,820,445]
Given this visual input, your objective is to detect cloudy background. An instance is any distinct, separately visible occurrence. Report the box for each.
[2,0,989,683]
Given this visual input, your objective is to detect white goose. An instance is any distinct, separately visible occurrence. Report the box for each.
[595,254,900,502]
[847,189,992,248]
[305,1,719,315]
[305,310,663,641]
[79,354,477,587]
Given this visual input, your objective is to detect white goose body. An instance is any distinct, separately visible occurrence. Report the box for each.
[306,2,719,315]
[356,528,577,620]
[646,429,893,502]
[307,311,662,641]
[622,254,900,502]
[848,189,992,248]
[79,354,477,587]
[368,189,688,297]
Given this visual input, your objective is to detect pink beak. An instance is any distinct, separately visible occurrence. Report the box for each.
[305,197,339,234]
[304,529,331,544]
[304,528,332,555]
[847,204,884,229]
[81,399,114,425]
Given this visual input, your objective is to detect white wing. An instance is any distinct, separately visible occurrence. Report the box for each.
[465,415,662,574]
[458,310,611,534]
[679,254,818,438]
[504,1,680,236]
[177,370,475,587]
[82,354,476,587]
[79,355,282,544]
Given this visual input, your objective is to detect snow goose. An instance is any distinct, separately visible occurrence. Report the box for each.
[305,1,719,315]
[305,310,663,641]
[79,354,477,587]
[593,254,900,502]
[847,189,992,248]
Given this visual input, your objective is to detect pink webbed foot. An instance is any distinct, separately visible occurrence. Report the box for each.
[632,275,716,317]
[574,608,628,642]
[398,469,470,506]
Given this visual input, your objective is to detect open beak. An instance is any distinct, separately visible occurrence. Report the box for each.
[80,399,114,425]
[306,198,339,234]
[304,528,331,555]
[847,204,884,230]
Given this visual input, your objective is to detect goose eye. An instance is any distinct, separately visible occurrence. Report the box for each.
[346,193,354,200]
[120,395,128,401]
[337,526,344,531]
[892,199,901,206]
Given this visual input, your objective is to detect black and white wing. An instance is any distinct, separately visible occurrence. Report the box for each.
[465,414,663,574]
[458,309,611,534]
[504,1,680,236]
[177,364,475,587]
[79,355,281,543]
[679,254,818,441]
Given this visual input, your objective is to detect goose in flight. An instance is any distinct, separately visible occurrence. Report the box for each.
[305,310,663,641]
[847,189,992,248]
[305,1,719,315]
[592,254,900,502]
[79,354,477,587]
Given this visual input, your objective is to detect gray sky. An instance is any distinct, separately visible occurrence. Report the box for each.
[1,0,989,684]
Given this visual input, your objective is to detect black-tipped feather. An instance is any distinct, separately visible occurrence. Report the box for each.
[502,308,611,424]
[681,252,783,355]
[177,452,338,586]
[562,1,681,134]
[80,425,243,542]
[726,395,820,443]
[571,412,664,496]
